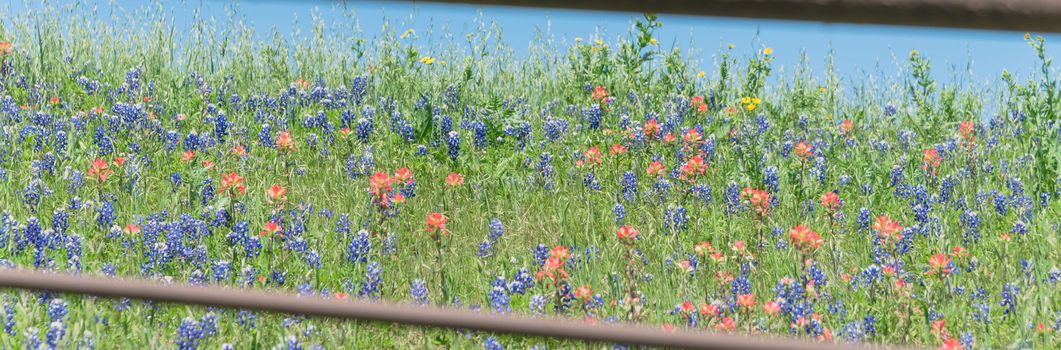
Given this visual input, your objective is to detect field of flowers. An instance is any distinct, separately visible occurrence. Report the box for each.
[0,3,1058,350]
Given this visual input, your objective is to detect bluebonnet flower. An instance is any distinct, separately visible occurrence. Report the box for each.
[24,327,42,350]
[271,271,287,286]
[857,208,870,232]
[97,200,116,229]
[446,131,461,162]
[382,234,397,256]
[3,296,14,336]
[51,209,69,236]
[959,332,975,349]
[19,179,50,213]
[439,115,454,136]
[508,268,534,295]
[94,126,114,157]
[200,179,215,206]
[347,230,370,265]
[183,132,202,152]
[583,105,603,130]
[169,172,183,190]
[537,153,556,191]
[1000,283,1019,315]
[240,234,262,260]
[47,300,68,324]
[504,121,533,148]
[355,117,373,143]
[994,192,1009,216]
[358,261,382,299]
[65,234,82,271]
[529,295,547,316]
[488,219,504,242]
[754,115,769,134]
[1012,220,1027,235]
[258,124,274,148]
[237,310,257,329]
[889,165,904,187]
[410,279,429,305]
[883,105,896,117]
[971,303,990,325]
[483,337,504,350]
[764,166,779,193]
[285,335,302,350]
[532,244,549,266]
[335,214,352,237]
[468,120,487,148]
[961,210,980,245]
[488,277,510,314]
[543,117,569,142]
[477,240,494,258]
[664,206,688,234]
[214,113,229,144]
[612,202,626,224]
[212,260,231,282]
[176,317,205,350]
[811,157,827,184]
[724,182,741,215]
[781,141,794,158]
[200,312,218,337]
[304,251,322,269]
[807,264,828,287]
[620,171,638,202]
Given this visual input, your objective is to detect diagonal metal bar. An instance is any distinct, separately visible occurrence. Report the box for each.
[418,0,1061,33]
[0,268,913,350]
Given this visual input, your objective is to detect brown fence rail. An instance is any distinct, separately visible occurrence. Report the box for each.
[0,269,912,350]
[424,0,1061,32]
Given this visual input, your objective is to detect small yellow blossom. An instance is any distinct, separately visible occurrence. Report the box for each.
[740,97,751,104]
[649,38,658,46]
[698,71,705,78]
[763,47,773,56]
[420,56,435,65]
[727,43,734,49]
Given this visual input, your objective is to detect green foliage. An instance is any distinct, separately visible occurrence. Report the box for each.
[0,3,1056,350]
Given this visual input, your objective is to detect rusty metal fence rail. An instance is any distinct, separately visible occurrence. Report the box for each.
[426,0,1061,33]
[0,269,910,349]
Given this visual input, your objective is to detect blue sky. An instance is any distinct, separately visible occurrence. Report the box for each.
[9,0,1061,85]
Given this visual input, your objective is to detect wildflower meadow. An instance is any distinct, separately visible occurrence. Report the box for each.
[0,3,1058,349]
